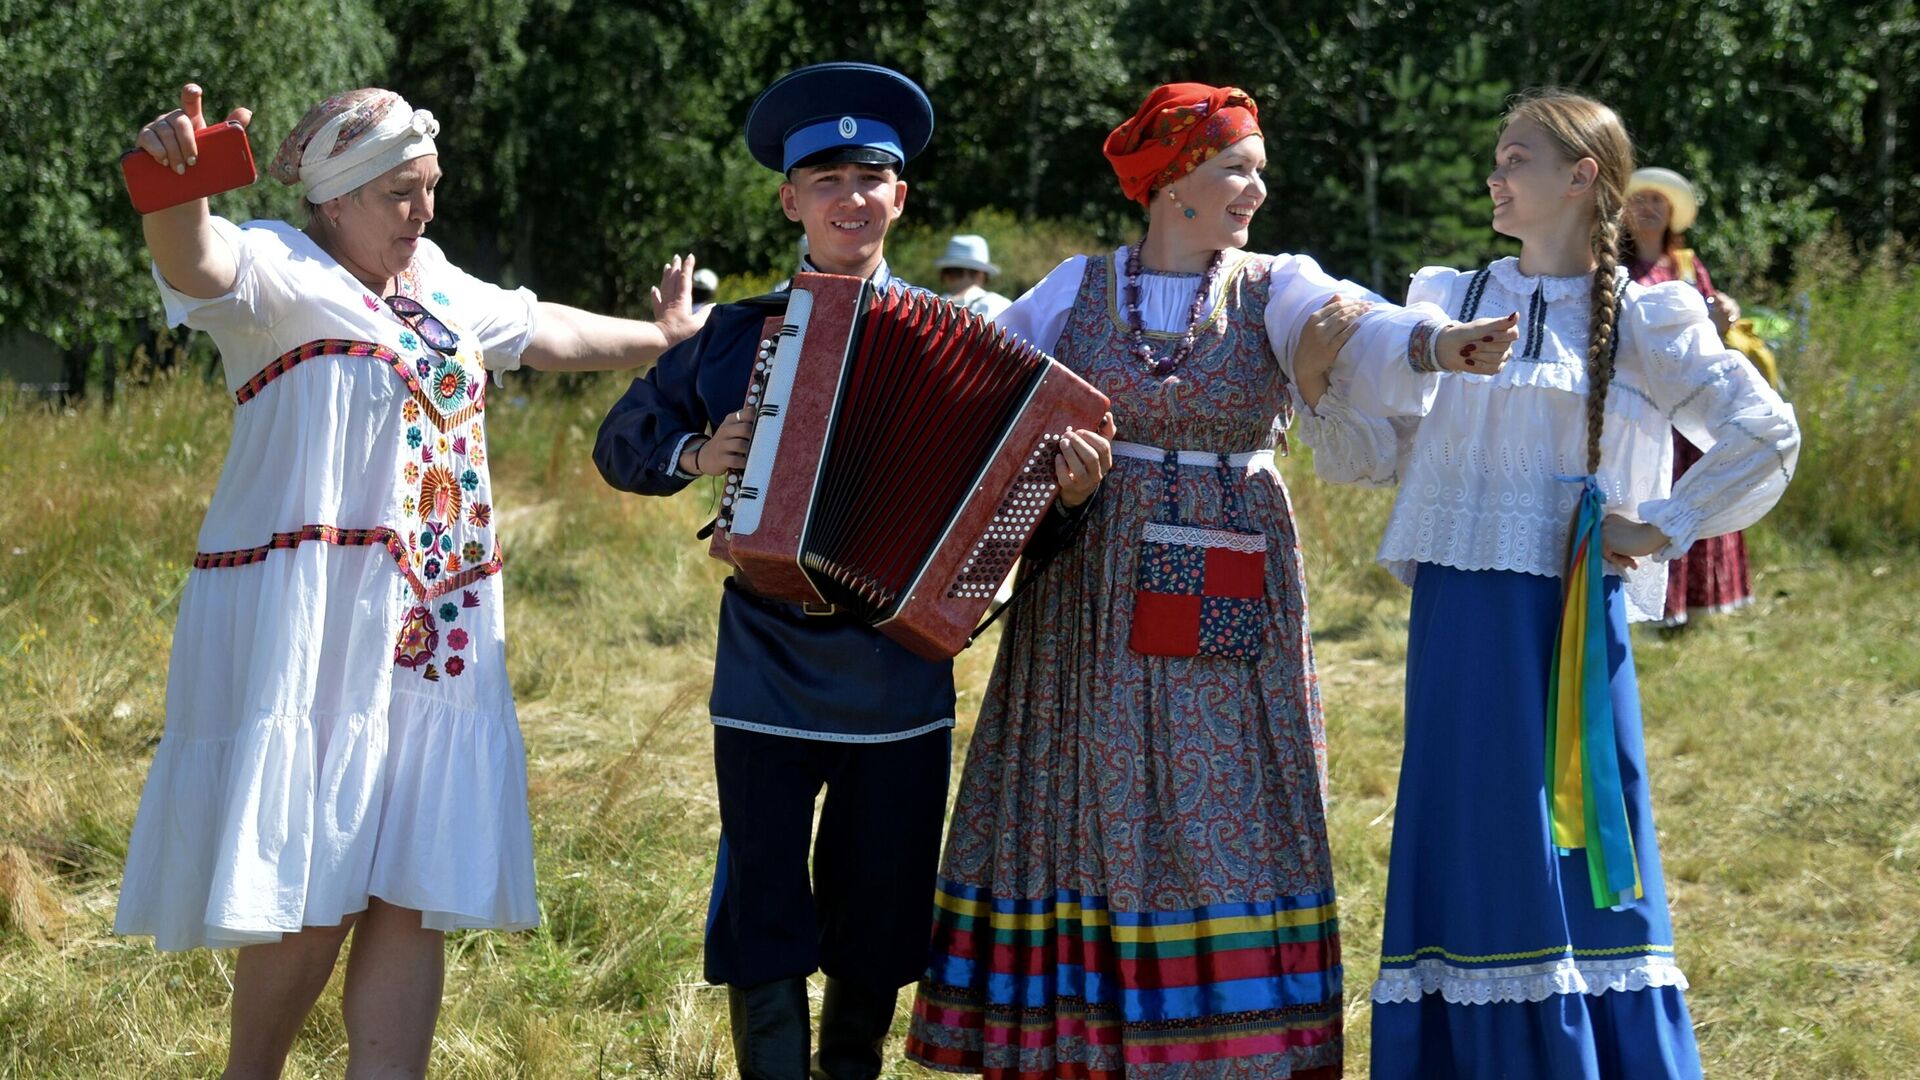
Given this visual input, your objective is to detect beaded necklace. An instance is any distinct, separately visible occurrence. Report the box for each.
[1123,243,1225,377]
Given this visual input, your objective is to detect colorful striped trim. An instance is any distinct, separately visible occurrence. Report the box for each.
[192,523,502,602]
[912,880,1341,1073]
[234,339,485,430]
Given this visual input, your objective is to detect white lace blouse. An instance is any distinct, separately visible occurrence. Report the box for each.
[1304,256,1800,621]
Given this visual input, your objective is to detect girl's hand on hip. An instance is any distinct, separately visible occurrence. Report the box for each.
[1601,514,1671,571]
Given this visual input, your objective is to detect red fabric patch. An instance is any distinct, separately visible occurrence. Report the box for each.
[1203,546,1264,598]
[1129,592,1201,656]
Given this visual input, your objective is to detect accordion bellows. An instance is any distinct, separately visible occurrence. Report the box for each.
[710,272,1110,660]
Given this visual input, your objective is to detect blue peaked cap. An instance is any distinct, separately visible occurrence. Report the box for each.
[745,62,934,174]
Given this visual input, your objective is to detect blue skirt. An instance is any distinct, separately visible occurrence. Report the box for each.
[1369,564,1702,1080]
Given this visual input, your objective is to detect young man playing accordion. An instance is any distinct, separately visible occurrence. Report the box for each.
[593,62,1111,1080]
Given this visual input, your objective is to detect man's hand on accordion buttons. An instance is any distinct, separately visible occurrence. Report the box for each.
[688,409,757,475]
[1056,413,1117,509]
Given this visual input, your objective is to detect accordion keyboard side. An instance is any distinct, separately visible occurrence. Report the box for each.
[879,356,1110,660]
[709,276,869,604]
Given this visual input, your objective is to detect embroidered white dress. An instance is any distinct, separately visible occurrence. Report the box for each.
[114,218,541,950]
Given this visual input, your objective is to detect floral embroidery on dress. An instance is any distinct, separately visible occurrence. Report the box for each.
[196,290,502,690]
[430,363,469,413]
[380,278,499,684]
[419,466,462,522]
[395,605,439,668]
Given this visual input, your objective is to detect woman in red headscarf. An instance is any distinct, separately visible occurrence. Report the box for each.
[906,84,1514,1079]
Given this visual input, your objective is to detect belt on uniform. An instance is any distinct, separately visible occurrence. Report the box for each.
[732,575,840,617]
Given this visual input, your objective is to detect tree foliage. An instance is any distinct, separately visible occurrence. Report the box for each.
[0,0,391,349]
[0,0,1913,385]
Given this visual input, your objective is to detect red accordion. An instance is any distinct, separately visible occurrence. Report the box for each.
[709,272,1109,660]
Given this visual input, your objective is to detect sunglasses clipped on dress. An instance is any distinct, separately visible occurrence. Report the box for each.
[383,294,460,355]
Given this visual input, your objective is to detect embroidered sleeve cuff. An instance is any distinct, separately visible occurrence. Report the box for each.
[1407,318,1447,374]
[1637,498,1702,562]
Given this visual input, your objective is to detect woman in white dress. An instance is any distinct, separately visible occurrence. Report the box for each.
[113,83,705,1079]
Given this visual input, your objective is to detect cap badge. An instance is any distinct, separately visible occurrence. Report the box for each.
[838,116,858,139]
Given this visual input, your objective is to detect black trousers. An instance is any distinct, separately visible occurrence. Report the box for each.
[704,723,950,993]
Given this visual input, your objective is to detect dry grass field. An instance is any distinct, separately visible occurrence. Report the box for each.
[2,362,1917,1077]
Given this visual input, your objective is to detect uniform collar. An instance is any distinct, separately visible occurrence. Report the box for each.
[800,255,898,289]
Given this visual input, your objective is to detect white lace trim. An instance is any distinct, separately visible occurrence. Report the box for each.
[1488,256,1607,303]
[1371,955,1690,1006]
[1419,260,1642,395]
[1142,522,1268,552]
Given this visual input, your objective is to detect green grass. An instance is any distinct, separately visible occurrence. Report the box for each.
[2,368,1918,1077]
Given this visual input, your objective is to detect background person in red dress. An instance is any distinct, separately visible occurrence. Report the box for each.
[1625,166,1756,626]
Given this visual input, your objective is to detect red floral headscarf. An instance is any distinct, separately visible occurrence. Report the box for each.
[1103,84,1262,206]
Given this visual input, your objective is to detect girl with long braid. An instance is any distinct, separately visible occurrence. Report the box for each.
[1302,91,1799,1077]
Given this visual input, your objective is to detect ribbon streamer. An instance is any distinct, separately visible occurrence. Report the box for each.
[1545,476,1644,909]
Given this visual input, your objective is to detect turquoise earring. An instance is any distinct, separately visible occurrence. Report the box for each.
[1184,207,1197,219]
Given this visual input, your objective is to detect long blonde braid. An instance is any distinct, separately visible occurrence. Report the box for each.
[1503,91,1635,476]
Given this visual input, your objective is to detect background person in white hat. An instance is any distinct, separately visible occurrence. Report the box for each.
[1624,165,1767,627]
[691,266,719,313]
[1624,166,1741,335]
[935,233,1011,319]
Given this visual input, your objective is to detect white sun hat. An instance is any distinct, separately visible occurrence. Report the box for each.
[1627,167,1699,233]
[934,234,999,276]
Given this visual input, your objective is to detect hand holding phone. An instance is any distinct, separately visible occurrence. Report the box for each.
[123,84,257,215]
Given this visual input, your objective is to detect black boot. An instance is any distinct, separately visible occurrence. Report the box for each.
[728,977,811,1080]
[809,977,897,1080]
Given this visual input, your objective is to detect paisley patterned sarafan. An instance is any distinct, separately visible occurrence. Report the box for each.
[912,252,1338,1080]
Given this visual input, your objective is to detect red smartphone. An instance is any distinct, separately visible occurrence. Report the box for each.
[120,121,257,214]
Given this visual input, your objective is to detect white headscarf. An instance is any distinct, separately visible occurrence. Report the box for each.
[269,89,441,204]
